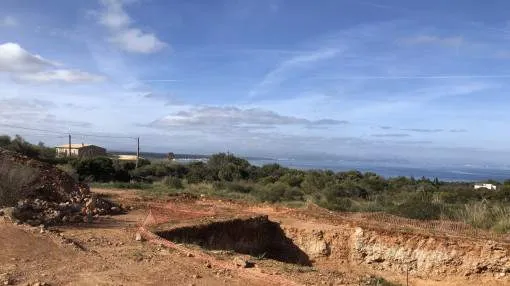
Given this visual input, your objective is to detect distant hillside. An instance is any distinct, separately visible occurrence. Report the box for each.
[108,151,273,161]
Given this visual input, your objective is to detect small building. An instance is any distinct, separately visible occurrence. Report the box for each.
[117,155,143,161]
[474,183,497,191]
[55,144,106,158]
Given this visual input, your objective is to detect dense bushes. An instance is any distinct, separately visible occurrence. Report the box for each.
[0,135,64,164]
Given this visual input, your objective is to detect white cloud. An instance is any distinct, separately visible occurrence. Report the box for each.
[149,106,347,131]
[98,0,167,53]
[0,16,18,27]
[0,43,56,73]
[0,42,104,84]
[109,28,166,53]
[400,35,463,47]
[98,0,131,29]
[249,48,340,97]
[16,70,106,83]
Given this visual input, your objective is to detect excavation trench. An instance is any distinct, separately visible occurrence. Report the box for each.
[156,215,311,266]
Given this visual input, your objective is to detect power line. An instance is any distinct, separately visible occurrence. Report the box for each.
[0,123,66,135]
[72,132,137,140]
[0,123,137,140]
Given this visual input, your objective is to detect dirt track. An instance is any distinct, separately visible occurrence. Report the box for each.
[1,188,509,286]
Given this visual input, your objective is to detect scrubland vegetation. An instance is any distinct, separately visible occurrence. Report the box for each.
[3,135,510,233]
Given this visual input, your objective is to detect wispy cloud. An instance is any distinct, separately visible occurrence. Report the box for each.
[400,35,463,47]
[0,98,92,129]
[97,0,167,53]
[379,126,392,130]
[248,48,340,97]
[402,128,443,133]
[371,133,410,138]
[16,70,105,84]
[148,106,347,131]
[449,129,468,133]
[0,16,17,27]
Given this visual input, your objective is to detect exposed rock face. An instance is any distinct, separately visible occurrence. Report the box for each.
[283,222,510,281]
[0,148,123,226]
[350,227,510,278]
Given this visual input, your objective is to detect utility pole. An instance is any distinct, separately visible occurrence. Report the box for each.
[68,133,72,157]
[135,137,140,168]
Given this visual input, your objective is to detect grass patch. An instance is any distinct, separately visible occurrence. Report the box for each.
[455,202,510,232]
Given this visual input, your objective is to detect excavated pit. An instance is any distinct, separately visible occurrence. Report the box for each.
[156,215,311,266]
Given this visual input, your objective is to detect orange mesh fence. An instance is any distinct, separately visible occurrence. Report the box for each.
[140,203,510,244]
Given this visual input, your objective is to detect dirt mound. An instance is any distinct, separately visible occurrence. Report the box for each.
[0,148,122,226]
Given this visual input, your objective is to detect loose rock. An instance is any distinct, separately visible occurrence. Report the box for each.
[233,257,255,268]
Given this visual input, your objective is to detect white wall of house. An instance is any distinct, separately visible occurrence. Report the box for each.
[474,183,497,191]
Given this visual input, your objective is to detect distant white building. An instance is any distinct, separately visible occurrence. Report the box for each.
[55,144,106,158]
[474,183,497,191]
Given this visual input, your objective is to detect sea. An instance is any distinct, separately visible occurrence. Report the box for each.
[247,159,510,182]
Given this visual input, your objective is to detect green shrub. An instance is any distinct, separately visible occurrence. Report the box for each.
[218,163,243,181]
[254,182,289,203]
[225,181,254,193]
[278,172,304,187]
[162,176,183,189]
[73,157,115,182]
[185,162,212,183]
[390,199,441,220]
[439,188,482,204]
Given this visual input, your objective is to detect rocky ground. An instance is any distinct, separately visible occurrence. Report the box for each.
[0,148,123,226]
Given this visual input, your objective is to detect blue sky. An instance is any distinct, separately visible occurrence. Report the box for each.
[1,0,510,166]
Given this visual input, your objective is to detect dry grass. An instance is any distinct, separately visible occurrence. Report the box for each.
[0,163,38,206]
[457,202,510,233]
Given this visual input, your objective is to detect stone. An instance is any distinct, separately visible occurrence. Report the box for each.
[0,208,14,220]
[233,257,255,268]
[205,262,212,268]
[186,253,194,257]
[135,232,144,242]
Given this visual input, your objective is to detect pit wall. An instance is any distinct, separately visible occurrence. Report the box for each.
[281,222,510,280]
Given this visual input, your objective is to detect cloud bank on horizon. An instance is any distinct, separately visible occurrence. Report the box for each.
[1,0,510,166]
